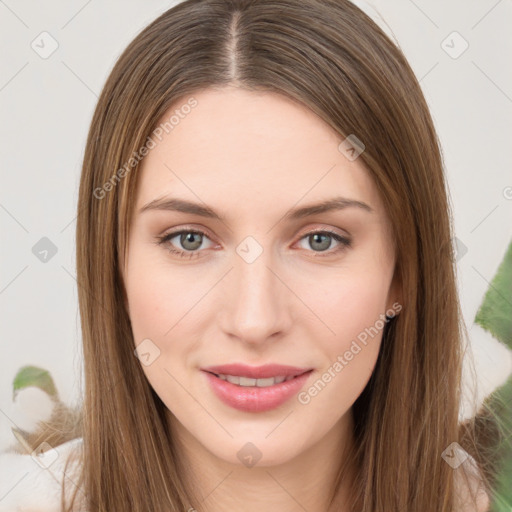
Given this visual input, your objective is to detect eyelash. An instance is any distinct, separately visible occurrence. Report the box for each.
[155,227,352,260]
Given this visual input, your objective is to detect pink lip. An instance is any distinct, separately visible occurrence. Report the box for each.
[201,364,314,413]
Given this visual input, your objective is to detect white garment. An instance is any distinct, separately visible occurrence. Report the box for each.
[0,437,84,512]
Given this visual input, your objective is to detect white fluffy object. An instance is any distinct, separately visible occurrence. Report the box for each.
[0,437,83,512]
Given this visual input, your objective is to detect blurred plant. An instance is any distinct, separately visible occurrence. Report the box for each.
[10,365,82,455]
[474,239,512,511]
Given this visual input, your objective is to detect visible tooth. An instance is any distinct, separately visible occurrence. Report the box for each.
[256,377,276,387]
[217,374,290,387]
[239,376,257,387]
[285,375,295,382]
[226,375,240,385]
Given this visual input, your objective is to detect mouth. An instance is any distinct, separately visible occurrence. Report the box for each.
[200,364,314,412]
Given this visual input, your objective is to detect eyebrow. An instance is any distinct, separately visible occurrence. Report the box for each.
[138,195,374,220]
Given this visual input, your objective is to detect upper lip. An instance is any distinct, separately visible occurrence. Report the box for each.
[201,364,313,379]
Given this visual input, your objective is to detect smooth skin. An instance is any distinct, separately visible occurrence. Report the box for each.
[122,87,401,512]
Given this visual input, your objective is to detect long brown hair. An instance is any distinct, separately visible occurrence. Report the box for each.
[60,0,496,509]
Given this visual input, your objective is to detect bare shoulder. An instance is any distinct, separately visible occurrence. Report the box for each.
[453,453,490,512]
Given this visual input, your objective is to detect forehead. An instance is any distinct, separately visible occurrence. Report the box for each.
[135,87,385,222]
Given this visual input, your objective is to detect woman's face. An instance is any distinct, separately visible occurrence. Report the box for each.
[123,87,401,468]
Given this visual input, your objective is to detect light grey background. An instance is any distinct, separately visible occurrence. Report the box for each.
[1,0,511,447]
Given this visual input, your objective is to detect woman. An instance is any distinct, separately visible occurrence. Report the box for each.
[4,0,494,510]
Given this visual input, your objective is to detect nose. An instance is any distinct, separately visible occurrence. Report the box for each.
[217,245,293,347]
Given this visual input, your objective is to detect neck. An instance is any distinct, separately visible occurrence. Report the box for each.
[168,409,356,512]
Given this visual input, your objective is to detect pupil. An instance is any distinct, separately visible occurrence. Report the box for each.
[311,233,330,251]
[182,232,202,250]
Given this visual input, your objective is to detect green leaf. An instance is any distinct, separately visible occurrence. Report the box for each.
[473,239,512,511]
[487,376,512,511]
[475,239,512,348]
[12,365,59,401]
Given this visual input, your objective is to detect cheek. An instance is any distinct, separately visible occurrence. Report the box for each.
[125,248,198,341]
[296,256,391,390]
[126,271,169,342]
[308,266,391,339]
[124,250,209,395]
[125,258,198,412]
[297,274,387,413]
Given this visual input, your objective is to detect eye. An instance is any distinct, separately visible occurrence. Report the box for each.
[295,229,352,257]
[156,229,215,259]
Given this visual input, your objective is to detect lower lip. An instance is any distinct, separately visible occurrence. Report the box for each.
[202,370,313,413]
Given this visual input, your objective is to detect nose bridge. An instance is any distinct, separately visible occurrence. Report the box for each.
[219,236,291,343]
